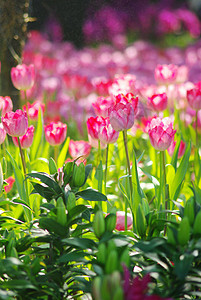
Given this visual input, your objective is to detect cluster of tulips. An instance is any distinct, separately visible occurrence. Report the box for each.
[1,28,201,299]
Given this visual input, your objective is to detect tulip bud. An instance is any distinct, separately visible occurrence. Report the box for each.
[97,243,107,264]
[92,276,102,300]
[105,249,118,274]
[93,211,105,239]
[71,162,85,187]
[56,197,67,227]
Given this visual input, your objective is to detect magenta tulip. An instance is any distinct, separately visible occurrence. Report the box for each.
[148,117,176,151]
[109,94,134,131]
[2,110,28,137]
[44,121,67,146]
[0,123,6,144]
[98,117,119,144]
[0,96,13,116]
[148,93,168,112]
[155,64,178,85]
[69,140,91,159]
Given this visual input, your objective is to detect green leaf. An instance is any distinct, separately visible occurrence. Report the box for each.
[76,188,107,202]
[31,108,43,160]
[57,251,90,263]
[49,157,58,174]
[30,158,49,173]
[31,182,56,201]
[39,217,67,236]
[95,161,103,193]
[61,237,97,250]
[11,199,32,211]
[2,280,37,290]
[171,136,181,171]
[57,136,70,168]
[131,150,143,212]
[26,172,62,194]
[82,164,92,186]
[170,141,191,201]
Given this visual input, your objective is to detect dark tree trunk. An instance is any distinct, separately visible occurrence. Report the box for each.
[0,0,29,109]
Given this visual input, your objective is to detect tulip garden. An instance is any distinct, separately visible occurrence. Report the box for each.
[2,2,201,299]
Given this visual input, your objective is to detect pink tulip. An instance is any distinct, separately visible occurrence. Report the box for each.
[148,117,176,151]
[92,96,115,118]
[109,94,135,131]
[187,87,201,110]
[99,117,119,144]
[155,64,178,85]
[44,121,67,146]
[12,125,35,149]
[4,176,15,193]
[23,101,45,121]
[115,211,133,231]
[86,116,106,140]
[0,96,13,116]
[148,93,168,112]
[2,110,28,137]
[168,140,186,158]
[69,140,91,159]
[0,123,6,144]
[11,64,35,91]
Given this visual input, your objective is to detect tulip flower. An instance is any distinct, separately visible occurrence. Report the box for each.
[109,94,134,132]
[155,64,178,85]
[4,177,15,193]
[148,93,168,112]
[115,211,133,231]
[12,125,35,149]
[69,140,91,159]
[11,64,35,91]
[87,116,106,140]
[148,117,176,151]
[44,121,67,146]
[0,123,6,145]
[98,117,119,145]
[2,110,28,137]
[0,96,13,116]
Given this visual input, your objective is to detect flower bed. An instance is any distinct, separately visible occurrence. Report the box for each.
[0,29,201,299]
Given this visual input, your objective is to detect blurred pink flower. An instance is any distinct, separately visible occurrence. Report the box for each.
[11,64,35,91]
[92,96,115,118]
[115,211,133,231]
[187,87,201,110]
[4,176,15,193]
[123,267,173,300]
[148,93,168,112]
[168,140,186,158]
[148,117,176,151]
[109,94,134,131]
[155,64,178,85]
[2,110,28,137]
[0,96,13,116]
[12,125,35,149]
[44,121,67,146]
[69,140,91,159]
[23,101,45,121]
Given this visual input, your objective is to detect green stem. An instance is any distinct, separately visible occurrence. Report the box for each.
[122,130,132,230]
[162,150,167,210]
[196,110,198,148]
[105,144,109,195]
[18,137,26,176]
[54,146,59,163]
